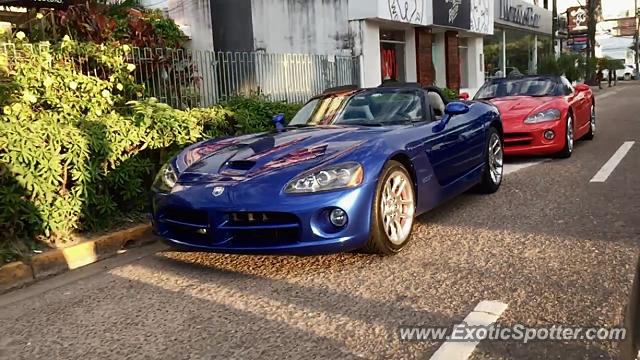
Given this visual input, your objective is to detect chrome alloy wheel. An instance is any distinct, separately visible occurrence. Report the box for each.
[488,132,503,185]
[380,171,415,245]
[567,116,574,153]
[590,105,596,134]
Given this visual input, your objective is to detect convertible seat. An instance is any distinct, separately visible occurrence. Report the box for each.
[427,92,446,118]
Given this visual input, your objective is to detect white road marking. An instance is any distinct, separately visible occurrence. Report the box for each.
[429,300,508,360]
[590,141,635,183]
[503,159,547,175]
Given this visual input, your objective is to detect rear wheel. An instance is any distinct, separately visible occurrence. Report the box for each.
[625,73,632,81]
[362,161,415,255]
[556,114,574,158]
[584,103,595,140]
[477,127,503,194]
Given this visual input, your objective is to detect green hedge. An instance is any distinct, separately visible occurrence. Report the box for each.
[0,39,301,262]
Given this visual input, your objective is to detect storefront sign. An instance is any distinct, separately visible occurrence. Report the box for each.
[432,0,470,30]
[387,0,425,24]
[494,0,552,34]
[499,0,540,28]
[567,6,588,34]
[348,0,492,34]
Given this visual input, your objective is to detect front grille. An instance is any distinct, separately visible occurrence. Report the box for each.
[504,132,533,146]
[226,212,298,226]
[157,209,301,247]
[162,208,209,227]
[159,208,211,244]
[222,212,300,246]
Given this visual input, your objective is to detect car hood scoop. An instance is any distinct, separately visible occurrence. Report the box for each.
[177,126,380,184]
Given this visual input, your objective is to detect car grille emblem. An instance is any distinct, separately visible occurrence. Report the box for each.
[212,186,225,197]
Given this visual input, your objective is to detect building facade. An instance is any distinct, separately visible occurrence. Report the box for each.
[201,0,495,94]
[151,0,552,96]
[484,0,553,79]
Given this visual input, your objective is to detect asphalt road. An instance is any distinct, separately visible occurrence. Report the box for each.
[1,83,639,360]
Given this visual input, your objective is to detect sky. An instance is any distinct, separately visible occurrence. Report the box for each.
[557,0,635,18]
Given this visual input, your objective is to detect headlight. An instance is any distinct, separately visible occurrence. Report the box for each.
[284,162,363,194]
[524,109,561,124]
[152,163,178,193]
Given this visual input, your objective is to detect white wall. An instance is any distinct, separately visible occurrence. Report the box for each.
[251,0,352,54]
[432,32,446,87]
[170,0,214,51]
[350,20,382,87]
[405,27,417,83]
[461,36,485,97]
[141,0,214,51]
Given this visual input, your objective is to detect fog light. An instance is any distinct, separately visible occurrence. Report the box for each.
[544,130,555,140]
[329,208,348,227]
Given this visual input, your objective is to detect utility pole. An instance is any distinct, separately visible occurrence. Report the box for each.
[552,0,557,55]
[636,0,639,79]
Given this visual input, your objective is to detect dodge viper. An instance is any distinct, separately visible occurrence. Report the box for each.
[474,75,595,157]
[151,84,503,255]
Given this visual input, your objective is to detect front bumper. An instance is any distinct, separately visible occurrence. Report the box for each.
[503,119,565,156]
[151,182,376,255]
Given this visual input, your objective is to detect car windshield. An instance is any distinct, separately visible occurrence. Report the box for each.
[475,77,559,99]
[288,89,424,127]
[287,94,350,126]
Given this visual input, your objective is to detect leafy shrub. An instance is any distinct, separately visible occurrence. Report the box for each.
[0,38,300,260]
[29,4,185,48]
[537,54,598,83]
[221,96,302,133]
[441,87,458,100]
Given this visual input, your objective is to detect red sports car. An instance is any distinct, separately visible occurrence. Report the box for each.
[474,75,595,157]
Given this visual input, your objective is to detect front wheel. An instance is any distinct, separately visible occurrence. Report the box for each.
[556,114,574,158]
[477,127,503,194]
[584,104,595,140]
[625,73,632,81]
[362,161,415,255]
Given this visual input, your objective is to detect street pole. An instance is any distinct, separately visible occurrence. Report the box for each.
[636,0,639,79]
[552,0,557,56]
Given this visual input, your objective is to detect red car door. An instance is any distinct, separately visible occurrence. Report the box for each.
[561,77,589,132]
[574,84,593,136]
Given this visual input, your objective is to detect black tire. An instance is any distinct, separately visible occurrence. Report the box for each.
[556,113,574,158]
[477,127,503,194]
[361,160,415,255]
[584,103,595,140]
[625,73,632,81]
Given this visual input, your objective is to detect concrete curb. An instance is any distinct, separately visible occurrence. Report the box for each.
[0,223,155,293]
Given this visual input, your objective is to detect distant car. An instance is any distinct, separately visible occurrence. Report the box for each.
[602,65,637,81]
[151,84,503,255]
[475,75,595,158]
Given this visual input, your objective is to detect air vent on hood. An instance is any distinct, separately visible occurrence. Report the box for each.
[225,160,256,171]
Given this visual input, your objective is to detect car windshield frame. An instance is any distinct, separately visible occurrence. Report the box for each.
[474,77,561,100]
[288,88,428,128]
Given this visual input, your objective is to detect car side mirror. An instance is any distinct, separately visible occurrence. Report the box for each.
[445,102,470,115]
[575,83,590,92]
[435,102,470,132]
[459,92,470,101]
[272,113,285,131]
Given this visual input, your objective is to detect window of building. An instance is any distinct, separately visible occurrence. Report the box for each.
[380,29,406,82]
[459,37,469,88]
[505,29,536,76]
[483,29,504,79]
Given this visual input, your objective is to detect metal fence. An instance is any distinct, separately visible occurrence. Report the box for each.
[127,48,361,108]
[0,43,361,108]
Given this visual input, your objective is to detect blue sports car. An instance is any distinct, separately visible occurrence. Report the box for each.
[151,83,503,255]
